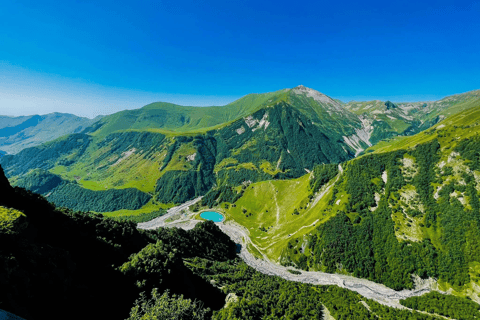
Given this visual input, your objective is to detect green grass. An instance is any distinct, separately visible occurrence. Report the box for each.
[364,96,480,155]
[101,199,173,218]
[89,89,290,138]
[222,173,338,262]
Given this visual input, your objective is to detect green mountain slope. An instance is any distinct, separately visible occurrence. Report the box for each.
[0,113,100,154]
[0,86,362,214]
[2,87,479,218]
[0,163,237,319]
[0,164,447,319]
[84,89,289,137]
[213,102,480,301]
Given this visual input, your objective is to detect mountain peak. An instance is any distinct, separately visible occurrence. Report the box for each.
[292,85,333,104]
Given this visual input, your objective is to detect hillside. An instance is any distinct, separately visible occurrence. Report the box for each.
[208,102,480,303]
[0,86,362,215]
[345,89,480,151]
[0,113,100,154]
[1,87,479,218]
[0,164,449,320]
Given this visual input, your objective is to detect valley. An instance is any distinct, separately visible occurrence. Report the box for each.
[2,86,480,318]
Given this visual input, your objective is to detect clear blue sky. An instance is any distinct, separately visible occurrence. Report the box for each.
[1,0,479,118]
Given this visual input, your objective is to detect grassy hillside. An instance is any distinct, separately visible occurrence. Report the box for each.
[214,165,340,261]
[279,104,480,299]
[2,87,479,217]
[1,163,449,320]
[0,88,359,215]
[85,89,290,137]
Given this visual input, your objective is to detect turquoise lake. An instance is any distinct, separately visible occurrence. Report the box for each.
[200,211,225,222]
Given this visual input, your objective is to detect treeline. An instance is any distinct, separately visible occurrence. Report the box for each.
[0,133,92,176]
[155,135,217,203]
[47,182,151,212]
[284,139,480,290]
[201,186,244,208]
[215,103,352,180]
[400,291,480,320]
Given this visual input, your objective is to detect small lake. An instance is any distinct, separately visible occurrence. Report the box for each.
[200,211,225,222]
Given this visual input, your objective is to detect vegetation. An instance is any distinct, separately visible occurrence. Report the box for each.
[400,291,480,320]
[48,182,152,212]
[282,136,480,294]
[127,289,209,320]
[0,163,236,319]
[111,209,166,223]
[1,161,476,319]
[186,258,442,320]
[310,163,339,194]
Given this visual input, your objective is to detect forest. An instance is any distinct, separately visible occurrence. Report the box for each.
[0,162,464,320]
[284,139,480,291]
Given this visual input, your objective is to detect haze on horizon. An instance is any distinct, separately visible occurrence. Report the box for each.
[1,0,479,119]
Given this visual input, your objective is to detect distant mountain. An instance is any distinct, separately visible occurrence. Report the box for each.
[0,113,101,154]
[344,89,480,153]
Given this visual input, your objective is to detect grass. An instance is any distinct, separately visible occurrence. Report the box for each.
[48,135,170,194]
[101,199,173,218]
[89,89,290,138]
[221,173,338,262]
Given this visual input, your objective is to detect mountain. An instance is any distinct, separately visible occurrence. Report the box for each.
[0,113,101,154]
[0,86,362,214]
[0,163,447,320]
[345,89,480,153]
[1,87,479,218]
[215,101,480,302]
[2,86,480,318]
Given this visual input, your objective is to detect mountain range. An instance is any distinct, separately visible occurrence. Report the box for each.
[2,85,480,318]
[0,112,101,154]
[3,86,479,214]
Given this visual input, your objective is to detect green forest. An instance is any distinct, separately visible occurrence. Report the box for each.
[1,163,466,320]
[284,139,480,291]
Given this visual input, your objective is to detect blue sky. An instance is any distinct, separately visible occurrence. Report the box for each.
[1,0,479,118]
